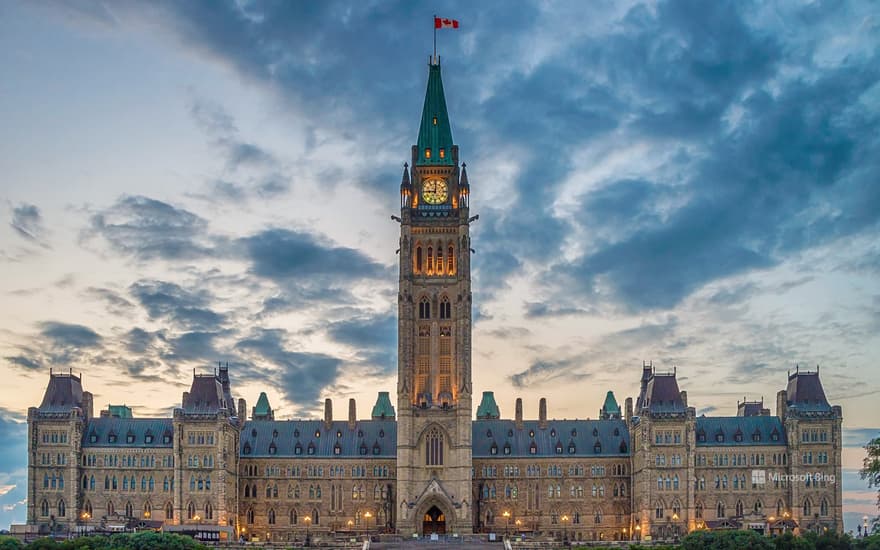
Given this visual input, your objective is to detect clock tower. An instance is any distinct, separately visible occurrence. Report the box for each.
[395,58,474,536]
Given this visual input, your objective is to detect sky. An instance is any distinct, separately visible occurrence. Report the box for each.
[1,0,878,533]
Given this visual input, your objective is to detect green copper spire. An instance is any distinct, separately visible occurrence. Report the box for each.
[476,391,500,419]
[416,62,455,166]
[371,391,396,419]
[601,390,621,419]
[252,391,274,420]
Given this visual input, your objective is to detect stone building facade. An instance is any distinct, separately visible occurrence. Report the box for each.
[25,58,843,542]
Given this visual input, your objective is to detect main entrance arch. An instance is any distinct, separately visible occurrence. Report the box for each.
[423,505,446,534]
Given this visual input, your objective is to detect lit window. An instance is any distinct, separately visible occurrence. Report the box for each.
[425,148,432,159]
[439,148,445,158]
[432,116,438,125]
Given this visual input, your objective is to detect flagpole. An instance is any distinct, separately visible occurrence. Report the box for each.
[433,14,437,64]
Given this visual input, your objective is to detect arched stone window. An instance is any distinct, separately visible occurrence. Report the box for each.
[205,502,213,520]
[427,247,434,274]
[247,508,254,524]
[58,499,66,517]
[695,502,703,519]
[414,245,423,274]
[820,498,829,516]
[268,508,276,525]
[419,297,431,319]
[144,501,152,518]
[107,501,115,517]
[290,508,298,524]
[447,244,455,274]
[735,500,744,517]
[439,296,451,319]
[187,501,196,520]
[165,502,173,520]
[425,427,444,466]
[803,498,812,516]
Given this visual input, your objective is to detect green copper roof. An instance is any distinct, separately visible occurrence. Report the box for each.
[416,63,455,166]
[602,391,621,414]
[371,391,395,419]
[254,392,271,416]
[476,391,500,419]
[107,405,133,418]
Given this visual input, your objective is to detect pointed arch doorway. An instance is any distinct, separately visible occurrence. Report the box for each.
[423,505,446,535]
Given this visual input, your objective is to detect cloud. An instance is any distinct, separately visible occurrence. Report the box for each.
[189,98,281,173]
[9,203,49,246]
[4,355,41,371]
[82,287,135,316]
[39,321,102,348]
[129,279,226,329]
[324,313,397,374]
[241,228,387,282]
[86,195,215,260]
[235,328,342,413]
[843,428,880,448]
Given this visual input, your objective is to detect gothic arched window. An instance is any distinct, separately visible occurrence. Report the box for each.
[415,245,423,274]
[165,502,173,520]
[447,244,455,274]
[187,501,195,520]
[439,296,451,319]
[419,297,431,319]
[425,427,444,466]
[427,247,434,274]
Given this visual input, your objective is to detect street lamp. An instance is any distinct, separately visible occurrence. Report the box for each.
[304,515,312,546]
[561,514,569,543]
[364,511,373,538]
[635,523,641,541]
[503,510,511,538]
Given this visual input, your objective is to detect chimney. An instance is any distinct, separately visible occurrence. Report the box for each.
[538,398,547,429]
[515,398,523,429]
[82,391,94,419]
[348,398,357,429]
[182,391,189,408]
[238,398,247,421]
[324,398,333,428]
[776,390,787,421]
[680,391,688,408]
[625,397,633,425]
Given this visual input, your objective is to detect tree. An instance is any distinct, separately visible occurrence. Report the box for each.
[861,437,880,533]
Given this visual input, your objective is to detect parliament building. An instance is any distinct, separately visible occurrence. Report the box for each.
[26,59,843,543]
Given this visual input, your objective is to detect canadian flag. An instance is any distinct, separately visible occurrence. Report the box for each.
[434,17,459,29]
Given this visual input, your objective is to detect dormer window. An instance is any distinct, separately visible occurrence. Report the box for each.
[379,429,385,438]
[716,433,725,443]
[529,442,537,455]
[242,443,251,455]
[359,444,368,456]
[294,443,303,455]
[486,429,493,438]
[734,432,743,443]
[771,431,780,442]
[314,430,320,438]
[273,430,278,439]
[568,444,576,454]
[90,434,98,443]
[555,442,563,454]
[550,429,556,438]
[571,429,578,437]
[504,443,511,455]
[432,116,438,126]
[594,442,602,454]
[425,148,432,159]
[336,430,342,438]
[490,443,498,455]
[593,428,599,437]
[752,431,762,442]
[268,443,277,455]
[372,443,381,455]
[108,434,117,443]
[333,443,342,455]
[127,434,135,444]
[307,442,316,455]
[357,429,364,438]
[145,435,153,444]
[163,435,171,444]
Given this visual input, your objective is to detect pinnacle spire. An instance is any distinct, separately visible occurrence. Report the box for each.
[400,162,411,189]
[416,62,455,166]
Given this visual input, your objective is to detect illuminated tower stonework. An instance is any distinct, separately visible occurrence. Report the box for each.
[395,59,474,536]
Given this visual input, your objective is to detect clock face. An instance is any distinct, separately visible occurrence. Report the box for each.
[422,179,448,205]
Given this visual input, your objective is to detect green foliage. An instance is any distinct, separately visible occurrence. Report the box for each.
[853,534,880,550]
[862,437,880,510]
[0,536,24,550]
[20,533,208,550]
[682,529,773,550]
[774,531,814,550]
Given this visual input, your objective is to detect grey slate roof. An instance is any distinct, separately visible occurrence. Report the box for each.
[695,416,785,447]
[183,374,234,415]
[83,418,174,448]
[240,420,397,458]
[38,373,84,413]
[786,371,831,412]
[472,419,630,458]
